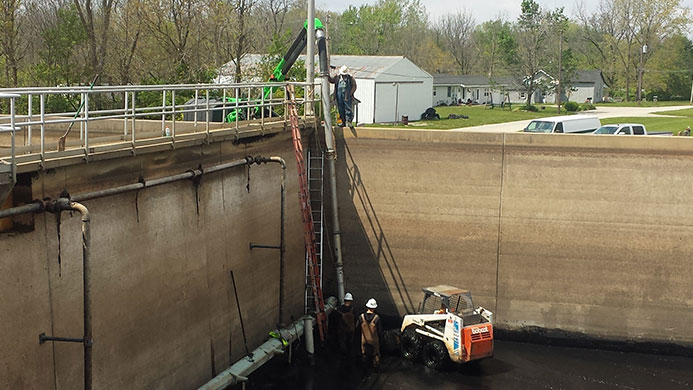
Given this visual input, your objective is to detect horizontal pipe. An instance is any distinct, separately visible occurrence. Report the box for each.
[0,158,252,219]
[198,296,338,390]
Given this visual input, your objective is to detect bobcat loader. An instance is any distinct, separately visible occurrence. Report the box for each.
[399,285,494,369]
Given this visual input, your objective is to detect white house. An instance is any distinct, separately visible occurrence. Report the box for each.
[327,55,433,124]
[433,74,504,105]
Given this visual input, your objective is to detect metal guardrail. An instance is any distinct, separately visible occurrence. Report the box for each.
[0,92,19,204]
[0,82,319,170]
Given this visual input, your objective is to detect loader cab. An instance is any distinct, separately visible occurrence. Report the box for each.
[418,285,483,325]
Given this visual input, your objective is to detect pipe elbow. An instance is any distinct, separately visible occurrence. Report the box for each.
[70,202,90,221]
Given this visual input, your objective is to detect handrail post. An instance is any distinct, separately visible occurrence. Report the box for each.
[194,89,198,127]
[131,91,136,149]
[27,94,32,146]
[84,93,89,159]
[171,90,176,141]
[40,94,45,164]
[161,90,166,135]
[205,89,210,137]
[123,91,128,137]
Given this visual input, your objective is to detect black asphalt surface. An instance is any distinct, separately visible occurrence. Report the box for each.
[242,340,693,390]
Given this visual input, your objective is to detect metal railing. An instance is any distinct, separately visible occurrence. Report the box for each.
[0,82,319,169]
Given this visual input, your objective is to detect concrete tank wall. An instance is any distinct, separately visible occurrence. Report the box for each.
[331,128,693,347]
[0,131,308,389]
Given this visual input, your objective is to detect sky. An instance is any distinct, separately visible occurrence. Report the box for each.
[316,0,693,25]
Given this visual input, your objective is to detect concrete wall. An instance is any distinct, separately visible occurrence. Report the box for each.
[330,128,693,347]
[0,131,308,389]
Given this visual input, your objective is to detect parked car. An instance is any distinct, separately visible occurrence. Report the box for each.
[593,124,647,135]
[593,123,672,136]
[523,115,601,134]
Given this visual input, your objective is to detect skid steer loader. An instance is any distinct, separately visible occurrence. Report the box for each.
[399,285,494,370]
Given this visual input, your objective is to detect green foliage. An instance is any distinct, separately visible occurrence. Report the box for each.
[31,4,87,86]
[564,101,579,112]
[580,103,596,111]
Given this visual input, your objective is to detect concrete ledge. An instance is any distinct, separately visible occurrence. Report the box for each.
[495,326,693,358]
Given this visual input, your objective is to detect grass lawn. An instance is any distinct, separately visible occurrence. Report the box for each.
[653,107,693,117]
[596,101,691,108]
[600,105,693,132]
[364,105,573,130]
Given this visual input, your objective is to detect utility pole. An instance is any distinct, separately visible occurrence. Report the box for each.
[689,76,693,104]
[556,30,562,114]
[637,44,646,102]
[306,0,315,114]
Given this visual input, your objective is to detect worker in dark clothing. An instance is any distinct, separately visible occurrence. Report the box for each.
[328,65,357,129]
[357,298,383,370]
[336,292,356,357]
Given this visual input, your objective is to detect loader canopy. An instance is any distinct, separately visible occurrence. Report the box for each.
[420,285,475,316]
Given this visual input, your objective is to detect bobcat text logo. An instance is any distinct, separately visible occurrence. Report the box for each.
[471,326,489,335]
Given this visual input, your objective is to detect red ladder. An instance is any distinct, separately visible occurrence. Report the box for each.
[286,85,327,341]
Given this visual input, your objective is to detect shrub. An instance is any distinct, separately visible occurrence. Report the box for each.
[564,101,579,112]
[580,103,596,111]
[521,105,538,112]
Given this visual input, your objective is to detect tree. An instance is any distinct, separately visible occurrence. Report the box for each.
[0,0,22,87]
[473,19,512,79]
[632,0,689,101]
[73,0,116,81]
[109,0,143,84]
[505,0,552,107]
[436,10,476,74]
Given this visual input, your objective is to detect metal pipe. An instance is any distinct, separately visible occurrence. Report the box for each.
[71,202,92,390]
[316,29,346,303]
[303,316,315,366]
[197,297,337,390]
[251,156,286,325]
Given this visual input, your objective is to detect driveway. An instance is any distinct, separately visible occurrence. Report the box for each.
[450,105,693,133]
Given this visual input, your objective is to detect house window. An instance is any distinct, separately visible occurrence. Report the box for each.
[447,87,451,97]
[433,90,436,96]
[520,92,526,98]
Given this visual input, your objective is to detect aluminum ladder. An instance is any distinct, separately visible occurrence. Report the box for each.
[286,85,327,341]
[304,149,324,318]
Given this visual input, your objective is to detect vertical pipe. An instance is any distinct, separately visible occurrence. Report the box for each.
[306,0,315,115]
[303,316,315,366]
[317,29,346,303]
[27,94,32,146]
[69,202,91,390]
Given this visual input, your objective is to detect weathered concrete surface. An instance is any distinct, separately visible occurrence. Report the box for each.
[0,130,308,389]
[331,128,693,347]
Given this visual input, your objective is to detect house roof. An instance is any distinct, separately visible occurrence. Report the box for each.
[574,70,608,86]
[327,55,429,79]
[433,74,493,87]
[433,73,464,85]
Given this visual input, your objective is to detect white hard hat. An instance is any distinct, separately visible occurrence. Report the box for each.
[344,292,353,301]
[339,65,348,75]
[366,298,378,309]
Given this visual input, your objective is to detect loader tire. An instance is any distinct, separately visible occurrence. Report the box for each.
[400,328,422,361]
[422,339,449,370]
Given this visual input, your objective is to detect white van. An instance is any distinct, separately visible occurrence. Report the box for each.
[523,115,601,134]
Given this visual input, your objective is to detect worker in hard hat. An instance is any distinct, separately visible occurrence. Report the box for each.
[328,65,357,129]
[357,298,383,370]
[336,292,356,358]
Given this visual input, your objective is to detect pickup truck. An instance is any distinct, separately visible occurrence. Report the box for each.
[592,123,672,136]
